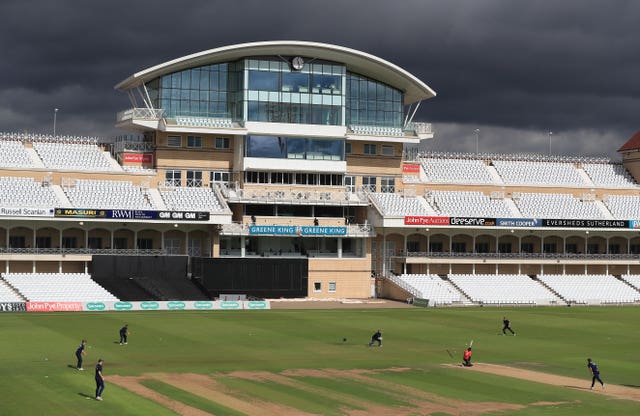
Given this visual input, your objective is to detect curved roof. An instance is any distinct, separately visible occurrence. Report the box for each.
[114,40,436,105]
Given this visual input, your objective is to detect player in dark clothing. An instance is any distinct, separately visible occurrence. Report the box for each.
[502,317,515,335]
[119,324,129,345]
[95,359,105,400]
[587,358,605,389]
[75,340,87,370]
[368,329,382,347]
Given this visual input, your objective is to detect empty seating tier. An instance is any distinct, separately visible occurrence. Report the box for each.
[2,273,119,302]
[370,193,434,216]
[0,140,34,168]
[537,274,640,304]
[514,192,605,219]
[0,176,59,208]
[428,190,513,217]
[420,157,494,184]
[448,274,559,305]
[493,160,586,186]
[603,195,640,219]
[64,179,156,210]
[582,163,637,187]
[393,274,463,305]
[33,141,116,171]
[160,187,225,212]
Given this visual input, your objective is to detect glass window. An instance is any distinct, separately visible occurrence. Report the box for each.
[381,177,395,193]
[211,171,231,184]
[248,70,279,91]
[167,136,181,147]
[314,282,322,292]
[364,144,377,155]
[345,176,355,193]
[282,72,309,92]
[328,282,336,292]
[186,171,202,187]
[165,170,182,186]
[187,136,202,148]
[362,176,376,192]
[345,142,351,154]
[381,145,394,156]
[216,137,230,149]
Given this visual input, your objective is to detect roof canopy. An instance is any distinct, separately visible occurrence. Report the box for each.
[115,41,436,105]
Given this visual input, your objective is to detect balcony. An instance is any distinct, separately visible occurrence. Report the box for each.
[117,108,165,122]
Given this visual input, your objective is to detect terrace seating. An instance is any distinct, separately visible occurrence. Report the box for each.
[420,157,494,184]
[0,176,60,207]
[160,187,226,212]
[429,190,513,217]
[0,140,35,168]
[369,193,434,216]
[493,160,586,186]
[537,274,640,304]
[64,179,156,210]
[620,275,640,291]
[513,192,605,219]
[174,116,234,128]
[33,141,116,171]
[447,274,559,305]
[0,279,23,302]
[582,163,637,187]
[603,195,640,219]
[2,273,119,302]
[392,274,463,305]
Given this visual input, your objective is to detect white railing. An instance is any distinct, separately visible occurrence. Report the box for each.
[405,122,433,135]
[117,108,165,122]
[0,131,102,144]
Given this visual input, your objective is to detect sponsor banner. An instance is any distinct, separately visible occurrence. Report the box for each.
[402,163,421,174]
[157,211,210,221]
[496,218,542,227]
[412,298,430,308]
[244,300,271,310]
[27,302,83,312]
[0,302,26,312]
[0,207,54,217]
[218,301,242,310]
[54,208,210,222]
[84,302,106,311]
[140,301,160,310]
[630,220,640,229]
[113,301,137,311]
[55,208,108,218]
[249,225,346,236]
[449,217,497,226]
[193,301,214,310]
[404,216,450,226]
[166,301,186,310]
[542,219,629,229]
[123,153,153,164]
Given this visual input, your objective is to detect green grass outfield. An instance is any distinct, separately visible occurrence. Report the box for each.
[1,306,640,415]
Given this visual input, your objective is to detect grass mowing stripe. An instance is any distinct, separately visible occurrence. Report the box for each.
[140,378,246,416]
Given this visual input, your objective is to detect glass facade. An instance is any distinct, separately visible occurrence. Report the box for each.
[246,135,344,160]
[245,58,344,125]
[144,56,405,128]
[146,62,243,120]
[346,72,403,127]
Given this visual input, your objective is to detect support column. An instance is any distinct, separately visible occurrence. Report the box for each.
[337,237,342,259]
[241,236,246,257]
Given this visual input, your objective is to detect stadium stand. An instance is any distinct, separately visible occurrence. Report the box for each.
[391,274,464,305]
[428,190,514,217]
[620,275,640,291]
[602,195,640,219]
[513,192,605,219]
[32,141,117,171]
[64,179,157,210]
[0,140,35,168]
[420,157,494,184]
[582,163,637,187]
[2,273,119,302]
[0,176,60,207]
[492,160,586,186]
[537,274,640,304]
[369,193,434,216]
[447,274,560,305]
[0,279,24,302]
[160,187,226,212]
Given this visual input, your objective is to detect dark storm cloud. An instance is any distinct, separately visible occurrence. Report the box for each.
[0,0,637,156]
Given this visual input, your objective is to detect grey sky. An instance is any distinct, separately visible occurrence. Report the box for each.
[0,0,637,157]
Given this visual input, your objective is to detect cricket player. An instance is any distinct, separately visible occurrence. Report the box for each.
[95,358,105,400]
[75,339,87,370]
[463,347,473,367]
[119,324,129,345]
[368,329,382,347]
[502,317,515,335]
[587,358,605,389]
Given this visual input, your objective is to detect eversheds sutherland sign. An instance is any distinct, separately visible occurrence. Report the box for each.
[0,302,26,312]
[54,208,209,221]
